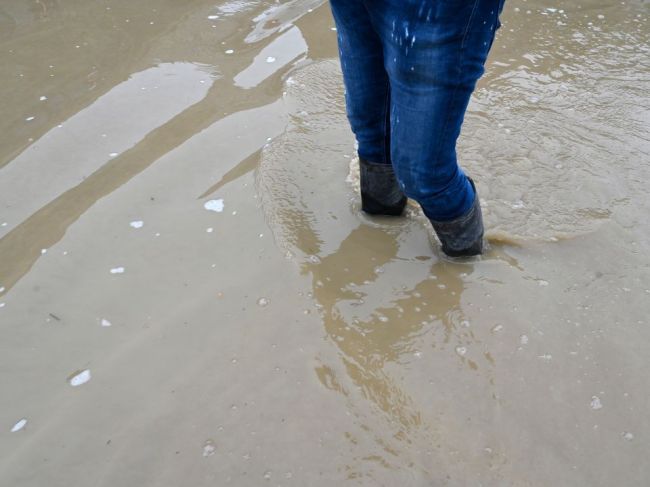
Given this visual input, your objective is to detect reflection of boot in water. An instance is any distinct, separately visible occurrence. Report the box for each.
[359,158,407,216]
[429,178,484,257]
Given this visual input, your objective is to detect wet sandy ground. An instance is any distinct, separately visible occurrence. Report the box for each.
[1,1,649,485]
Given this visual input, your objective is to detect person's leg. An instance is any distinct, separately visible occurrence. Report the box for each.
[329,0,406,215]
[367,0,505,254]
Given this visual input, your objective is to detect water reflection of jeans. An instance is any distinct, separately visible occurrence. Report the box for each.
[330,0,505,221]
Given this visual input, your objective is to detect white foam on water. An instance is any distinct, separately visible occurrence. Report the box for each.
[202,439,216,457]
[68,369,91,387]
[110,267,125,274]
[590,396,603,410]
[204,199,224,212]
[11,418,27,433]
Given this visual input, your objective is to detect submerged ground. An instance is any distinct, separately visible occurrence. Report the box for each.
[0,1,649,485]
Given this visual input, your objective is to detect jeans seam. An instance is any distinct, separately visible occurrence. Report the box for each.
[381,83,391,165]
[461,0,480,49]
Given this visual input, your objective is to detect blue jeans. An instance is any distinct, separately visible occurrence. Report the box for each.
[330,0,505,221]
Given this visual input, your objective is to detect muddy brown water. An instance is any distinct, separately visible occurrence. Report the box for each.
[1,1,649,485]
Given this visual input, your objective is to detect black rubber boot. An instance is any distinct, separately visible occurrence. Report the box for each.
[429,178,484,257]
[359,158,407,216]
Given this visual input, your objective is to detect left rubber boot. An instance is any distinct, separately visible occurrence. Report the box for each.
[429,178,484,257]
[359,158,407,216]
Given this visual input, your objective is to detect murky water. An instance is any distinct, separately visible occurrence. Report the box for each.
[1,1,649,485]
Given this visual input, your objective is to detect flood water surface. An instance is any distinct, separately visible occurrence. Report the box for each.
[0,1,649,486]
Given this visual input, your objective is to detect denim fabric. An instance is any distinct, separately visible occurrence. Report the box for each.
[330,0,505,221]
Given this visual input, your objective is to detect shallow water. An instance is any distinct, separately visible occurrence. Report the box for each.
[1,1,649,485]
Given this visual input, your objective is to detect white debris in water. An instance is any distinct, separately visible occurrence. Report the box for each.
[265,56,276,63]
[39,96,47,101]
[206,227,214,233]
[590,396,603,410]
[455,346,467,357]
[520,334,529,345]
[68,369,91,387]
[1,222,6,227]
[413,351,422,358]
[11,418,27,433]
[204,199,224,212]
[207,15,219,20]
[597,14,605,19]
[622,432,634,441]
[0,286,4,293]
[41,249,47,254]
[101,319,112,327]
[202,439,217,457]
[461,320,470,328]
[0,303,5,309]
[511,200,525,209]
[109,152,119,157]
[225,49,234,54]
[129,220,144,229]
[110,267,125,274]
[25,116,35,122]
[263,471,272,480]
[257,297,269,307]
[538,280,549,286]
[492,324,504,333]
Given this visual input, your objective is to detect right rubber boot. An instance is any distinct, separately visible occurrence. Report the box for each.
[429,178,484,257]
[359,158,407,216]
